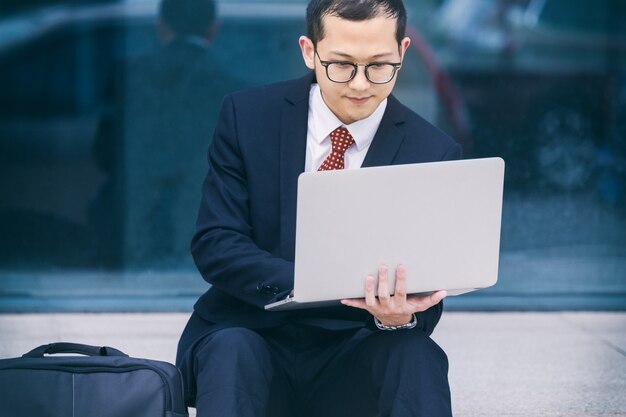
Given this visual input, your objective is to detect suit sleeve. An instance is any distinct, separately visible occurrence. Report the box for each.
[191,95,293,309]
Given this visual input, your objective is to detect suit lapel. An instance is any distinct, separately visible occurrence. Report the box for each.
[362,95,406,168]
[279,74,313,260]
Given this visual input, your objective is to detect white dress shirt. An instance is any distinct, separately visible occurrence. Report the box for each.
[304,84,387,172]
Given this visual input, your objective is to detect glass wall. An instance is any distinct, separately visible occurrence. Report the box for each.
[419,0,626,309]
[0,0,624,310]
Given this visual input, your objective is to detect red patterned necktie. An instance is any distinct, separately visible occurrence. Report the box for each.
[318,127,355,171]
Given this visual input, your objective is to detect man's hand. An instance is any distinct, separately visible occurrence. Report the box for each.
[341,264,447,327]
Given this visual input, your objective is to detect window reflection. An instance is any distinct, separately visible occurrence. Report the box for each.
[423,0,626,308]
[0,0,624,309]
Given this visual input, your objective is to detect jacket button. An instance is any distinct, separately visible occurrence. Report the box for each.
[257,283,279,294]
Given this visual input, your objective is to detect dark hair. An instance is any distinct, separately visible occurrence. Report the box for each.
[306,0,407,47]
[159,0,216,37]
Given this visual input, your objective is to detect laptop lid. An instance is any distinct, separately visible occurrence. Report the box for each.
[288,157,505,305]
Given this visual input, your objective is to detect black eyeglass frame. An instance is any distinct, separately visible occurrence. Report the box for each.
[315,50,402,84]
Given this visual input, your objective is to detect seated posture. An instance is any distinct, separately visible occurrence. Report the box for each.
[177,1,461,416]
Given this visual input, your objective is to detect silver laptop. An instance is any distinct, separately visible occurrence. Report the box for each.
[265,157,505,311]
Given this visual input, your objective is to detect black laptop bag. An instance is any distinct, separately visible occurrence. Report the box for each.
[0,342,188,417]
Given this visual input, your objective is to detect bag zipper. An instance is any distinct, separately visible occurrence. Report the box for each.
[6,363,172,412]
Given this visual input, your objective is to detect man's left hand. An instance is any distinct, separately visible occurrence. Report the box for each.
[341,264,447,327]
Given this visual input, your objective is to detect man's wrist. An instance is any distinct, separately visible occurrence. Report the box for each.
[374,314,417,331]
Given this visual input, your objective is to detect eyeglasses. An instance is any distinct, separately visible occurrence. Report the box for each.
[315,51,402,84]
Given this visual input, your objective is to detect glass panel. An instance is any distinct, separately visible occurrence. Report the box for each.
[0,2,312,309]
[0,0,624,310]
[422,0,626,309]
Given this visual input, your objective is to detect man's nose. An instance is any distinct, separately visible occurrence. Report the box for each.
[348,65,370,90]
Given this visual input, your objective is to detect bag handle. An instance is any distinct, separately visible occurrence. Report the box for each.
[22,342,129,358]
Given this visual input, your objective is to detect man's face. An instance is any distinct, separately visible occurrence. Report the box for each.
[300,14,410,125]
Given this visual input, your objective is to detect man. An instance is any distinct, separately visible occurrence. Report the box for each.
[176,1,461,416]
[93,0,242,267]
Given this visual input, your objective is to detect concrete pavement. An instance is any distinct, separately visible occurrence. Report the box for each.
[1,312,625,417]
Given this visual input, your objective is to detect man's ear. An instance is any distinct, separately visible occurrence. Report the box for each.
[399,36,411,60]
[299,36,315,70]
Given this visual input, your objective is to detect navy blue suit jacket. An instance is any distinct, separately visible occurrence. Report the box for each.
[183,72,461,352]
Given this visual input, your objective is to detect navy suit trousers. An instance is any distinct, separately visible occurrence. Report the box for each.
[179,320,452,417]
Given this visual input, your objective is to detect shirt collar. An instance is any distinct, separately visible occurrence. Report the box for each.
[309,84,387,152]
